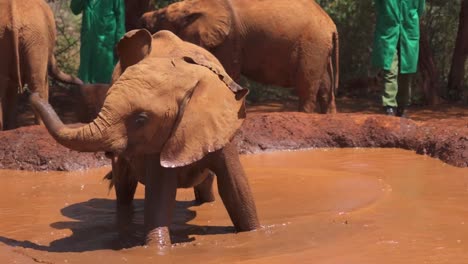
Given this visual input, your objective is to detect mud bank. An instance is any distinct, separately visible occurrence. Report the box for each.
[236,113,468,168]
[0,113,466,171]
[0,126,108,171]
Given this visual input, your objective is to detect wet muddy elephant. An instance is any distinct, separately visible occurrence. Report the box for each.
[30,29,259,248]
[140,0,339,113]
[0,0,83,130]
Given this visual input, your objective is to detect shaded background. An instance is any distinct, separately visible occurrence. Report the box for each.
[48,0,468,104]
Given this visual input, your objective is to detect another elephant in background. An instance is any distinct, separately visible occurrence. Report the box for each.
[30,29,259,248]
[124,0,152,31]
[140,0,339,113]
[75,83,110,123]
[0,0,83,130]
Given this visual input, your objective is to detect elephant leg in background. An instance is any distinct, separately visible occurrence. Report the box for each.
[208,142,260,232]
[194,170,215,204]
[0,91,4,130]
[0,80,19,130]
[144,154,178,247]
[295,55,324,113]
[0,78,6,130]
[24,46,49,125]
[317,62,337,114]
[0,37,7,129]
[296,78,321,113]
[2,82,20,130]
[295,41,331,113]
[0,39,16,130]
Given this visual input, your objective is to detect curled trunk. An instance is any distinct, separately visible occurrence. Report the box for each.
[29,93,115,152]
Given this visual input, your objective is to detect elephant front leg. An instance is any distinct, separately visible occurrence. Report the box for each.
[115,177,138,244]
[210,142,260,232]
[144,155,178,247]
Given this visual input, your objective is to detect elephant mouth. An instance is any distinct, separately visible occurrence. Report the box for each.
[105,146,139,162]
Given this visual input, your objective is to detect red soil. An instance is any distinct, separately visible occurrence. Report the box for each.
[0,88,466,171]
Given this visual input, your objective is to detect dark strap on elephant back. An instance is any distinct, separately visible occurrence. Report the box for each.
[182,56,248,100]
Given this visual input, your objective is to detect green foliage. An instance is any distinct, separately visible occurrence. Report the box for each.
[423,0,461,82]
[152,0,179,8]
[49,1,81,77]
[318,0,376,82]
[318,0,461,88]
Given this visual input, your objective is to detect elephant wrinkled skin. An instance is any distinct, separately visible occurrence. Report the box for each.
[29,29,259,248]
[0,0,83,130]
[140,0,339,113]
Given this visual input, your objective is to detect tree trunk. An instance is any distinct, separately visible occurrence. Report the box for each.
[417,22,440,105]
[447,0,468,102]
[125,0,152,31]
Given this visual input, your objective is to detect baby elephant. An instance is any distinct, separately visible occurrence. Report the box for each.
[29,29,259,248]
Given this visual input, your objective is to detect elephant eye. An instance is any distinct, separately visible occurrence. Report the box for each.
[135,112,149,127]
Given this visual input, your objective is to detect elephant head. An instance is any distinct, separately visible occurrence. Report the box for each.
[140,0,236,49]
[30,29,247,168]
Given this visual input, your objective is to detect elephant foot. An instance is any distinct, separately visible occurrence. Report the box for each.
[145,226,172,248]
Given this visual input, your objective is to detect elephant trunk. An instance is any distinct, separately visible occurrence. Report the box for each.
[29,92,118,152]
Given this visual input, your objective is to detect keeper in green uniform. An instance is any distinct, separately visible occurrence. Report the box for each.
[372,0,425,117]
[71,0,126,84]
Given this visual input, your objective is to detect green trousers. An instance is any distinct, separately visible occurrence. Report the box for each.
[382,51,413,108]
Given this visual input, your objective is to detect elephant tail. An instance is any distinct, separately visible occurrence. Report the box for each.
[48,54,84,86]
[11,1,23,93]
[331,31,339,95]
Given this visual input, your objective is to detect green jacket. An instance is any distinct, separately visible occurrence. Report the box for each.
[372,0,425,74]
[71,0,125,84]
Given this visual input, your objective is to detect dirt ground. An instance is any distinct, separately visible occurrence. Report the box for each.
[1,87,467,171]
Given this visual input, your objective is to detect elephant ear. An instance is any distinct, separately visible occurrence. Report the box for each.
[112,29,153,81]
[180,0,234,49]
[160,57,248,168]
[182,55,247,100]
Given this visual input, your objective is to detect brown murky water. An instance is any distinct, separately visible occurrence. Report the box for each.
[1,149,467,263]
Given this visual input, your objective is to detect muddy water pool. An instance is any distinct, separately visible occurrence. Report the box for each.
[0,148,467,263]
